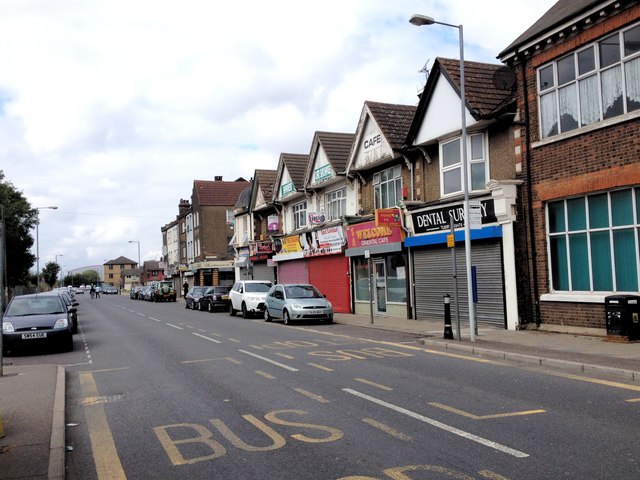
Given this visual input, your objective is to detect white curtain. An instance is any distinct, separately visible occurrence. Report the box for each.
[540,91,557,138]
[625,57,640,108]
[601,66,622,117]
[579,75,600,125]
[559,84,578,131]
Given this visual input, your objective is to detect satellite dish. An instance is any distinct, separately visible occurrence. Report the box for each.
[492,66,516,91]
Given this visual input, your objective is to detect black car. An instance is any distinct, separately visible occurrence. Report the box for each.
[2,293,74,354]
[200,286,231,312]
[185,286,211,310]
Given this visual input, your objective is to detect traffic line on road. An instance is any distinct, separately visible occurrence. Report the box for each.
[166,323,184,330]
[192,332,222,343]
[308,363,334,372]
[255,370,276,379]
[429,402,545,420]
[136,312,146,317]
[149,317,161,322]
[343,388,529,458]
[544,371,640,392]
[625,397,640,403]
[238,349,299,371]
[276,353,295,359]
[362,418,412,441]
[354,378,393,391]
[294,388,330,403]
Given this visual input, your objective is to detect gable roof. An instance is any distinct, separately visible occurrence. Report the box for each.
[192,178,250,206]
[104,256,136,265]
[312,131,355,174]
[498,0,624,62]
[366,101,417,151]
[405,57,516,146]
[250,169,278,213]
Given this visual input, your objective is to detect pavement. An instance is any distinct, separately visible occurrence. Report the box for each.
[1,310,639,479]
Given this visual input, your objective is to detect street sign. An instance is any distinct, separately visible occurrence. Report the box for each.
[469,201,482,229]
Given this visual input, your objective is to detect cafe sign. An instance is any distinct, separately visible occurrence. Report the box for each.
[411,199,497,234]
[346,220,404,249]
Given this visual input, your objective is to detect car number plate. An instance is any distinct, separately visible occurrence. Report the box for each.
[22,332,47,339]
[310,310,322,315]
[222,295,229,300]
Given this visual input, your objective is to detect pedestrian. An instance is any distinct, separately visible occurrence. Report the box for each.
[95,286,100,299]
[183,281,189,298]
[90,285,95,299]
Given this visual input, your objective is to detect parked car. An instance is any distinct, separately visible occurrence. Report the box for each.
[185,286,211,310]
[48,290,80,334]
[103,285,119,295]
[151,281,177,302]
[130,286,142,299]
[141,286,154,301]
[201,286,231,312]
[263,284,333,325]
[229,280,273,318]
[2,293,74,354]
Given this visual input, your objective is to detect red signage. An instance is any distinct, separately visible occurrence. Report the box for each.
[346,220,404,249]
[375,207,401,227]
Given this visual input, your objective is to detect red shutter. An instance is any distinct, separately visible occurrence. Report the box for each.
[308,255,351,313]
[277,260,309,284]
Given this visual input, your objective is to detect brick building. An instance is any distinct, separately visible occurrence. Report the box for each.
[499,0,640,332]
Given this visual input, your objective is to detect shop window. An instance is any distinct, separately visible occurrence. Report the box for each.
[326,188,347,220]
[353,257,371,301]
[537,23,640,139]
[547,187,640,292]
[373,166,402,209]
[385,255,406,303]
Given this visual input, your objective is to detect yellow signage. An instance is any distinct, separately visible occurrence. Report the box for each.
[447,234,455,248]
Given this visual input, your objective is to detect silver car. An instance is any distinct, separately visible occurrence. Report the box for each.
[263,284,333,325]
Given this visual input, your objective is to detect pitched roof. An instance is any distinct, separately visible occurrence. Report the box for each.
[405,57,515,146]
[498,0,617,61]
[254,169,277,203]
[234,187,252,210]
[104,256,136,265]
[193,179,250,206]
[280,153,309,189]
[365,101,417,150]
[312,131,355,173]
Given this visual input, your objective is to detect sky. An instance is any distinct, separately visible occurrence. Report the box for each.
[0,0,559,276]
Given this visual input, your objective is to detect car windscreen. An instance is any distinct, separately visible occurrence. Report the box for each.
[284,285,323,299]
[192,287,208,295]
[7,296,66,315]
[245,283,272,293]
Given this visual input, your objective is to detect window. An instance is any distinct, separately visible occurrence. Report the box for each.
[292,201,307,230]
[547,188,640,293]
[326,188,347,220]
[373,166,402,209]
[538,23,640,138]
[440,133,487,196]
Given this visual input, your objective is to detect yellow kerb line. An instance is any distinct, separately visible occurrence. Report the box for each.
[429,402,546,420]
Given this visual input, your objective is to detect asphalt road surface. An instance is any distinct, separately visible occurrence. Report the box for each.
[8,294,640,479]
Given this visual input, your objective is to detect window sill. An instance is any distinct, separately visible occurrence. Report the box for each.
[540,292,610,304]
[532,109,640,148]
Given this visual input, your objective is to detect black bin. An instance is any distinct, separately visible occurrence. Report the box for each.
[604,295,640,341]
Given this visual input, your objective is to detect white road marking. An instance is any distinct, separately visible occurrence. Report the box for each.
[342,388,529,458]
[148,317,161,322]
[166,323,184,330]
[192,332,222,343]
[238,349,299,371]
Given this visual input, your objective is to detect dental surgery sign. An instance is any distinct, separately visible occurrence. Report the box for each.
[410,199,497,234]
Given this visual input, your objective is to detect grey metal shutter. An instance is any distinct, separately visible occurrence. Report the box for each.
[412,240,505,328]
[252,263,276,283]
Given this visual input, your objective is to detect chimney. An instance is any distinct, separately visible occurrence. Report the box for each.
[178,199,191,216]
[214,176,223,181]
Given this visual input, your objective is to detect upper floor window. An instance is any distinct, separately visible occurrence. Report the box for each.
[547,187,640,293]
[292,201,307,230]
[538,23,640,138]
[440,132,487,197]
[373,166,402,209]
[326,188,347,220]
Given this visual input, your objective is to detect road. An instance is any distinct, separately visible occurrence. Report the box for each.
[9,294,640,479]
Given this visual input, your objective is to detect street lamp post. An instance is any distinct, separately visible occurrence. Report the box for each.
[128,240,141,267]
[409,14,476,342]
[35,206,58,294]
[55,254,63,285]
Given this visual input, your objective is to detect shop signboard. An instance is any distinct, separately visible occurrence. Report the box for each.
[249,241,274,262]
[411,199,497,234]
[375,207,402,227]
[346,220,404,249]
[308,212,327,225]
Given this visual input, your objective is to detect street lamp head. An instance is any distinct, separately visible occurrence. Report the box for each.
[409,14,435,26]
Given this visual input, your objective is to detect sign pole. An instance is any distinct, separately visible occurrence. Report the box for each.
[448,217,461,340]
[366,250,373,324]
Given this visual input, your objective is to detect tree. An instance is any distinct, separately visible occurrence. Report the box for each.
[41,261,60,289]
[0,171,36,287]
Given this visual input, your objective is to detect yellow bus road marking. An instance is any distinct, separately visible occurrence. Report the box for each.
[181,357,241,365]
[276,353,295,359]
[186,325,195,329]
[208,332,223,337]
[249,344,264,350]
[294,388,330,403]
[79,372,126,479]
[166,323,183,330]
[256,370,276,379]
[226,357,242,365]
[545,370,640,392]
[429,402,546,420]
[308,363,334,372]
[81,367,130,374]
[625,398,640,403]
[82,394,125,406]
[343,388,528,458]
[354,378,393,391]
[362,418,412,440]
[192,332,222,343]
[228,338,241,343]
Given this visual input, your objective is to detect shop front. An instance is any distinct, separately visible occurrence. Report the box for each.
[273,225,351,313]
[345,217,407,318]
[248,241,277,283]
[189,260,235,287]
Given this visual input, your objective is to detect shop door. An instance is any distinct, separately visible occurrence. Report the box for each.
[277,260,309,284]
[373,258,387,314]
[308,255,351,313]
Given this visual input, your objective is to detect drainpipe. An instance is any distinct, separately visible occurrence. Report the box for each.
[520,59,541,327]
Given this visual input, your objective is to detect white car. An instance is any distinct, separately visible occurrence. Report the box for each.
[229,280,273,318]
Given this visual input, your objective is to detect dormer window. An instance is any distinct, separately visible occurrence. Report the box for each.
[373,166,402,209]
[292,201,307,230]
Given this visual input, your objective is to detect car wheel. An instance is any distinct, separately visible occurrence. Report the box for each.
[207,301,213,313]
[72,318,78,334]
[264,308,272,322]
[283,310,291,325]
[185,301,189,309]
[62,335,74,352]
[196,302,201,311]
[242,303,250,319]
[229,303,237,316]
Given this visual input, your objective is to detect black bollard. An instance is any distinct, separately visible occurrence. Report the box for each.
[443,294,454,339]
